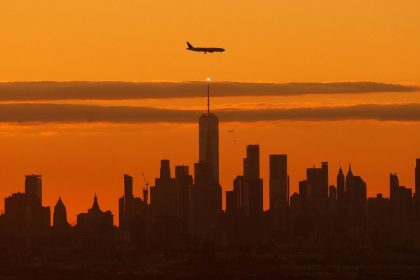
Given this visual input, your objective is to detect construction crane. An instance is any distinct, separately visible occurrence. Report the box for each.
[141,172,150,205]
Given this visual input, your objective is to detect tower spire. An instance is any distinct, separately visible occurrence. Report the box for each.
[207,78,210,115]
[347,164,353,176]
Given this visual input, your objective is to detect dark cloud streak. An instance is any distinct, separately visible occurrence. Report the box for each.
[0,81,417,101]
[1,103,420,124]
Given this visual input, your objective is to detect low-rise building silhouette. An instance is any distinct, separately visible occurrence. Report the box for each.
[75,194,114,250]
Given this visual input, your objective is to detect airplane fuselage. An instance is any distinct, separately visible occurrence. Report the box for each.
[186,42,225,54]
[187,47,225,54]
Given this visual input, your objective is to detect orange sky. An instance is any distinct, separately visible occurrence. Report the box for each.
[1,0,419,83]
[1,1,420,225]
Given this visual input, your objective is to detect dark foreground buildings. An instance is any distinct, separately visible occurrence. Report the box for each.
[1,159,420,275]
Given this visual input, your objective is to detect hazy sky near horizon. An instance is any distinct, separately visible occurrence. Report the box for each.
[1,0,420,224]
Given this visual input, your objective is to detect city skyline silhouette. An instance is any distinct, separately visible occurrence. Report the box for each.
[1,88,420,278]
[0,78,418,228]
[2,0,420,278]
[0,81,416,224]
[0,80,416,224]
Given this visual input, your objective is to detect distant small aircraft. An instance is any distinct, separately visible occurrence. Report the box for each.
[228,130,234,133]
[186,42,225,54]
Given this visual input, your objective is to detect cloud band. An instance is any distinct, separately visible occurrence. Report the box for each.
[0,103,419,124]
[0,81,417,101]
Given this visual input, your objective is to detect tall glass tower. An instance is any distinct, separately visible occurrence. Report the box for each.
[198,79,219,183]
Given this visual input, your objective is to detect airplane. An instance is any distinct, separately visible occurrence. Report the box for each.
[228,130,234,133]
[186,42,225,54]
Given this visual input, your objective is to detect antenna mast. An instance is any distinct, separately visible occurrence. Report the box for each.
[207,78,210,115]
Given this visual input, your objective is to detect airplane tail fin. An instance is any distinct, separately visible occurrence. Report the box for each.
[186,42,193,49]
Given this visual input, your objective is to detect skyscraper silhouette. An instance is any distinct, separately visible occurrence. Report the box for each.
[175,165,193,233]
[25,174,42,205]
[337,166,345,205]
[119,174,135,230]
[307,162,329,201]
[231,175,244,214]
[397,186,413,225]
[51,196,71,247]
[160,159,171,179]
[1,175,50,249]
[389,173,413,225]
[239,145,263,216]
[303,163,329,227]
[335,166,347,227]
[188,80,222,239]
[199,114,219,181]
[150,160,177,217]
[345,164,353,196]
[390,173,399,201]
[118,174,150,245]
[124,174,134,200]
[4,193,51,236]
[345,166,367,226]
[269,154,289,230]
[149,162,181,250]
[53,197,70,229]
[199,81,219,183]
[390,173,399,222]
[191,161,222,239]
[298,180,308,203]
[269,154,288,210]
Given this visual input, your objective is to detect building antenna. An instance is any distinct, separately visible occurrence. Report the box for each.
[205,77,215,181]
[206,78,211,115]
